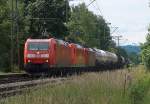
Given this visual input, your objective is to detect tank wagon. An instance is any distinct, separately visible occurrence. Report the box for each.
[24,38,126,73]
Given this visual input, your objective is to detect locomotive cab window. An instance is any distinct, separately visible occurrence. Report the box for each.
[28,42,49,51]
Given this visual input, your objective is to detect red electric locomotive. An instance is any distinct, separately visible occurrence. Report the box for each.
[24,38,52,72]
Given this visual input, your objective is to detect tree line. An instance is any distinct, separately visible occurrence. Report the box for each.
[141,27,150,69]
[0,0,126,72]
[140,2,150,70]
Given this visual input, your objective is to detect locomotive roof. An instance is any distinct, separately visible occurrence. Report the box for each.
[56,39,69,46]
[75,44,83,49]
[27,39,51,42]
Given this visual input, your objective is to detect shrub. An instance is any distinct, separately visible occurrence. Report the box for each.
[141,46,150,70]
[130,75,150,104]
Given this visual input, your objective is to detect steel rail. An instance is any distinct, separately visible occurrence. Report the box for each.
[0,77,69,99]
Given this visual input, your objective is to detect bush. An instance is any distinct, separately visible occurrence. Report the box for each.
[130,75,150,104]
[141,46,150,70]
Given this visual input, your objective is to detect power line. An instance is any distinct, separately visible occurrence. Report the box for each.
[110,26,118,35]
[87,0,96,7]
[95,0,103,16]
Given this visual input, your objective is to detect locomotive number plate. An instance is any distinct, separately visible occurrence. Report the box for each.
[36,54,41,58]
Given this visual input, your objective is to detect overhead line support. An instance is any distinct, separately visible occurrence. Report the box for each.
[112,35,122,47]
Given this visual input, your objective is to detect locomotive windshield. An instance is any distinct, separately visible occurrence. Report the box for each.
[28,42,49,51]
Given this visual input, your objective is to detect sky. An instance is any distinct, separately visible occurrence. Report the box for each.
[70,0,150,45]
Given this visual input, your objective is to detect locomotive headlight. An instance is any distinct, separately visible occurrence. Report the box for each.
[27,54,35,58]
[41,54,49,58]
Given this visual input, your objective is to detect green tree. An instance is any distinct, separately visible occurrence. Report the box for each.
[25,0,70,38]
[141,25,150,69]
[128,52,141,65]
[67,4,111,50]
[0,0,12,71]
[117,47,128,58]
[0,0,28,72]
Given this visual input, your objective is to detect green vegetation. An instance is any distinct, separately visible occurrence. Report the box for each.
[129,68,150,104]
[128,52,141,65]
[0,0,12,71]
[121,45,141,65]
[1,66,150,104]
[25,0,70,38]
[67,3,112,50]
[0,0,117,72]
[141,26,150,69]
[140,2,150,69]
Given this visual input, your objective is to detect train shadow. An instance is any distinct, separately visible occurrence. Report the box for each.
[28,66,124,79]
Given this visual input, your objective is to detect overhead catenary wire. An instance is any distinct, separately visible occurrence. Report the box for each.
[87,0,96,7]
[92,0,123,47]
[94,0,103,16]
[86,0,110,25]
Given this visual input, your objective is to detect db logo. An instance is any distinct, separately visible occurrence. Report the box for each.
[37,52,40,54]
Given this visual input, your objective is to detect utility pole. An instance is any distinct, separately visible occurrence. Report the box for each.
[11,0,14,71]
[11,0,20,71]
[66,0,68,22]
[112,35,122,47]
[66,0,75,22]
[15,0,20,69]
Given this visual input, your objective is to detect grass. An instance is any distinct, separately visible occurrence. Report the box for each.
[0,72,5,75]
[143,90,150,104]
[1,65,150,104]
[0,72,23,75]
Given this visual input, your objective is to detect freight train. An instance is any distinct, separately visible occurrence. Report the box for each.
[24,38,126,74]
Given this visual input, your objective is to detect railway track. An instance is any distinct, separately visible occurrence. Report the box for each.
[0,76,69,99]
[0,73,37,84]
